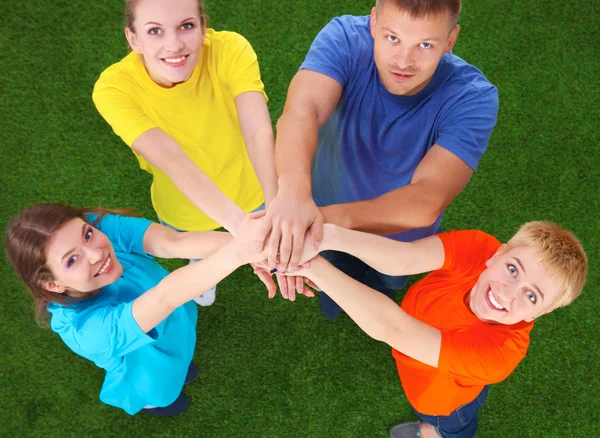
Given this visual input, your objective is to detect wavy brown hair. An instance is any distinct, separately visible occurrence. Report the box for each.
[4,204,139,326]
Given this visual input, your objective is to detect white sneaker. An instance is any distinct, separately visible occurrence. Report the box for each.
[193,285,217,307]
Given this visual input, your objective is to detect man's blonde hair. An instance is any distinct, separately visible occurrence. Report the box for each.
[505,221,587,309]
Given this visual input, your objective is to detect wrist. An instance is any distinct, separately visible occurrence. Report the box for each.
[277,174,311,196]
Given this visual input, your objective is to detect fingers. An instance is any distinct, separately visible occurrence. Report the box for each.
[287,227,306,272]
[277,230,293,272]
[248,210,267,220]
[254,268,277,299]
[309,216,324,249]
[286,275,297,302]
[276,272,289,300]
[266,226,282,269]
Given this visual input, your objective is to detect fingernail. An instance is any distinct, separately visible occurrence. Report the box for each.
[269,261,275,267]
[269,268,278,274]
[278,266,286,272]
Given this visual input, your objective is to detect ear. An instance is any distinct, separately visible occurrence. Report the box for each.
[125,27,140,53]
[370,7,377,38]
[444,24,460,54]
[39,280,66,294]
[485,244,506,267]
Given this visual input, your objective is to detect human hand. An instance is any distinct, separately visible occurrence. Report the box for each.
[230,211,270,265]
[262,187,323,273]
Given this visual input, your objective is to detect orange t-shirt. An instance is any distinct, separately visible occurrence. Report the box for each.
[392,230,534,416]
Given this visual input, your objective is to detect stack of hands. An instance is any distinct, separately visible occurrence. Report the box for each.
[229,209,331,300]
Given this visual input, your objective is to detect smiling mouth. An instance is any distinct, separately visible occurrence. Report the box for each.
[161,55,189,66]
[390,71,414,80]
[95,256,112,277]
[486,287,507,311]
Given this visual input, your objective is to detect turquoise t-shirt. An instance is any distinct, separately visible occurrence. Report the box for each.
[48,214,198,415]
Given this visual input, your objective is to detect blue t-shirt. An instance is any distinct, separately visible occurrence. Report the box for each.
[301,15,499,242]
[48,214,197,415]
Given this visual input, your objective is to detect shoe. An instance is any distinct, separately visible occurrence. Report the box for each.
[142,393,188,416]
[389,422,421,437]
[193,285,216,306]
[185,362,198,384]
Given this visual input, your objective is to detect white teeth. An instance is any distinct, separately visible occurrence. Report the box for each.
[97,256,110,275]
[163,56,185,64]
[488,289,505,310]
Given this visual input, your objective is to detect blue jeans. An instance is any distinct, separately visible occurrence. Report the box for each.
[319,250,409,320]
[413,386,489,438]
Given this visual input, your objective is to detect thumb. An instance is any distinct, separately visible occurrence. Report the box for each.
[309,217,324,249]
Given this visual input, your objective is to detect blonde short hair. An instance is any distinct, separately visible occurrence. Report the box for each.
[505,221,587,309]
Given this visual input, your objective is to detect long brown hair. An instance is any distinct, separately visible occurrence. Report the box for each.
[4,204,139,326]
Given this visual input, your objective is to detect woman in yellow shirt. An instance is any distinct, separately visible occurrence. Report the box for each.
[93,0,278,304]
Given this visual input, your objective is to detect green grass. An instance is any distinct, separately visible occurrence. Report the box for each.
[1,0,599,436]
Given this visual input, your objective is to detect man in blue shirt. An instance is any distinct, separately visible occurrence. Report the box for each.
[263,0,498,318]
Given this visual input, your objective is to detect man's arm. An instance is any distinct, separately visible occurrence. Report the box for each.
[291,257,442,367]
[262,70,342,298]
[321,145,474,233]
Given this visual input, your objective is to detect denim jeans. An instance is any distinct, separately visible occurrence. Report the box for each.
[319,250,410,320]
[413,386,489,438]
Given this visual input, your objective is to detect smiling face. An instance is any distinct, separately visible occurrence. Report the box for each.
[125,0,206,87]
[369,4,459,96]
[42,218,122,297]
[469,245,563,325]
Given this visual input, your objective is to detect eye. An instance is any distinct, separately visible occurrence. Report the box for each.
[525,290,537,304]
[148,27,162,35]
[507,264,518,277]
[84,229,93,242]
[387,35,398,43]
[66,255,77,268]
[181,22,194,30]
[419,42,432,49]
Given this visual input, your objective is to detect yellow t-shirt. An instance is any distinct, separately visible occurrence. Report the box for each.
[92,29,266,231]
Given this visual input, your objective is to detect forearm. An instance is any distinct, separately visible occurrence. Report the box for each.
[307,257,408,344]
[164,156,245,233]
[133,245,241,332]
[322,181,444,234]
[245,125,278,206]
[274,108,319,193]
[320,225,413,276]
[156,230,233,260]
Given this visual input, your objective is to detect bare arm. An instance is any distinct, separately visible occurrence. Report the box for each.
[235,91,278,206]
[132,128,245,234]
[265,70,342,278]
[292,256,442,367]
[318,224,445,277]
[321,145,474,234]
[132,214,270,333]
[142,222,232,260]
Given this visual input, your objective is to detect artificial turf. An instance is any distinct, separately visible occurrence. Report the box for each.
[1,0,598,436]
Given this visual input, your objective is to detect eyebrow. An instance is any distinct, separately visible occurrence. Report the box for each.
[381,26,441,42]
[513,257,545,302]
[61,223,86,262]
[143,17,196,27]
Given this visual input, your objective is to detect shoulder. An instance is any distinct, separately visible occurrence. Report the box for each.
[94,52,142,90]
[88,214,153,254]
[317,15,372,51]
[206,29,254,55]
[436,53,499,106]
[437,230,501,272]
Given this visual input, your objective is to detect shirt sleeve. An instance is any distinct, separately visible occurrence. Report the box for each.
[299,16,357,87]
[52,301,157,358]
[221,33,267,100]
[92,71,157,147]
[435,84,499,171]
[438,325,530,384]
[93,214,153,256]
[437,230,501,274]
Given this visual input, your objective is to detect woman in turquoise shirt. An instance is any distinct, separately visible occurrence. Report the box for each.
[5,204,268,416]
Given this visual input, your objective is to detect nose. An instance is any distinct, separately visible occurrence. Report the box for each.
[84,246,103,265]
[395,46,414,69]
[493,282,517,303]
[165,31,184,52]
